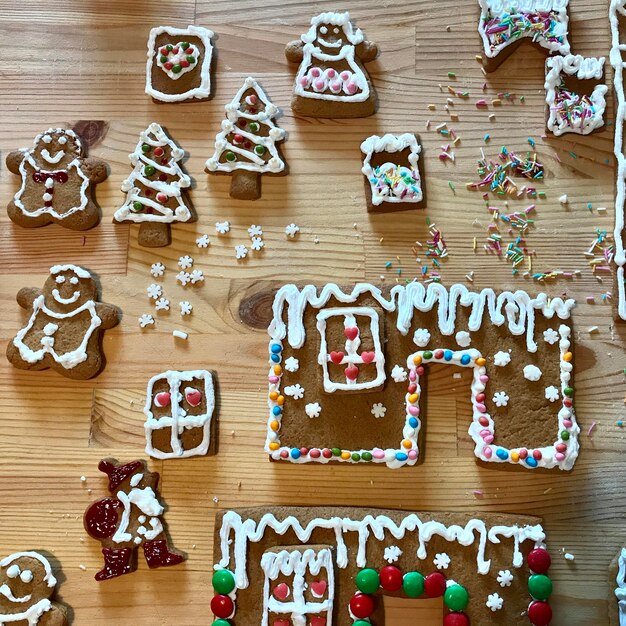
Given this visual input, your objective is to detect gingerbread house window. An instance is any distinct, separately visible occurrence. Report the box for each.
[316,307,385,393]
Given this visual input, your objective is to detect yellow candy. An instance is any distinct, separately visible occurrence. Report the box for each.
[563,352,573,362]
[341,451,351,460]
[413,355,422,366]
[269,391,279,401]
[277,395,285,406]
[511,451,519,462]
[402,439,412,449]
[273,365,282,375]
[270,420,280,432]
[408,393,419,404]
[476,357,486,366]
[269,442,280,451]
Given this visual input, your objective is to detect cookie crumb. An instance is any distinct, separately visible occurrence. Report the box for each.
[173,330,188,340]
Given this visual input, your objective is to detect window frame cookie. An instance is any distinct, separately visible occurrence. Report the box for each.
[145,25,214,103]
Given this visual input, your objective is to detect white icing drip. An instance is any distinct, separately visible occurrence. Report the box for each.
[616,547,626,624]
[205,77,286,174]
[144,369,215,459]
[145,25,214,102]
[216,510,546,590]
[544,54,607,136]
[610,0,626,321]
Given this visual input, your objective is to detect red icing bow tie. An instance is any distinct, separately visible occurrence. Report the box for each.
[33,171,69,184]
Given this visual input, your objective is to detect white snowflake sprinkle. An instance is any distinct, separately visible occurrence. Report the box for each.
[493,351,511,367]
[150,262,165,278]
[545,386,560,402]
[146,283,162,299]
[138,313,154,328]
[179,301,193,316]
[196,234,210,248]
[248,224,263,238]
[155,297,170,311]
[235,244,249,259]
[216,221,230,234]
[543,328,559,345]
[391,364,407,383]
[413,328,431,347]
[433,553,450,570]
[523,364,542,381]
[497,570,513,587]
[305,402,321,418]
[492,391,509,407]
[284,384,304,400]
[371,403,386,419]
[284,357,299,372]
[189,269,204,284]
[455,330,471,347]
[384,546,402,564]
[177,271,191,286]
[178,255,193,270]
[285,223,300,238]
[486,592,503,611]
[251,237,264,251]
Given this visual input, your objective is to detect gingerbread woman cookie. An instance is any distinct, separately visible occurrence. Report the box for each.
[0,551,67,625]
[6,128,107,230]
[7,264,120,380]
[285,11,379,118]
[84,459,185,581]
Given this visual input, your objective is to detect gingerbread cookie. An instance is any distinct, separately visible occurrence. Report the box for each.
[7,264,119,380]
[610,0,626,322]
[264,283,579,470]
[6,128,107,230]
[205,76,286,200]
[144,369,216,459]
[113,123,195,247]
[361,134,424,212]
[0,551,67,625]
[84,458,185,581]
[610,548,626,625]
[213,506,554,625]
[478,0,571,72]
[545,54,607,136]
[285,11,378,118]
[145,25,214,102]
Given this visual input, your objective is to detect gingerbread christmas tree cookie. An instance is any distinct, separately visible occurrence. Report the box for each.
[113,123,195,247]
[361,134,424,212]
[285,11,379,118]
[6,128,107,230]
[7,264,119,380]
[205,77,286,200]
[0,551,67,625]
[84,458,185,581]
[146,25,214,102]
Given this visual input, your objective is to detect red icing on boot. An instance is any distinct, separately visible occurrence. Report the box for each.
[143,540,185,569]
[84,497,121,539]
[95,547,134,581]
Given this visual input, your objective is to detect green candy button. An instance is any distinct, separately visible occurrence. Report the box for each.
[172,64,182,74]
[159,55,168,63]
[356,568,380,594]
[331,447,341,456]
[132,201,143,212]
[144,165,156,176]
[180,41,190,49]
[254,145,265,156]
[212,620,230,626]
[444,583,469,611]
[353,622,370,626]
[351,452,361,462]
[141,144,150,153]
[212,569,235,595]
[423,351,433,360]
[528,574,552,601]
[362,451,373,462]
[187,55,196,63]
[248,122,260,132]
[402,571,424,598]
[225,151,237,162]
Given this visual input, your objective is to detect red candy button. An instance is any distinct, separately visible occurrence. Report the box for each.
[424,572,447,597]
[528,548,551,574]
[349,592,375,618]
[528,600,552,626]
[380,565,402,592]
[443,613,470,626]
[210,594,234,619]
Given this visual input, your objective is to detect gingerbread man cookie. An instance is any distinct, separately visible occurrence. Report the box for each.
[7,264,120,380]
[6,128,107,230]
[84,459,185,581]
[0,551,67,625]
[285,11,379,118]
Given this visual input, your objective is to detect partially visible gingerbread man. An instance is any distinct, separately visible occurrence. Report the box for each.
[84,459,185,581]
[7,264,119,380]
[6,128,107,230]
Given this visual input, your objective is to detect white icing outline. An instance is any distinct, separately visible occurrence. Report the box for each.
[544,54,607,136]
[144,369,215,459]
[360,134,422,206]
[145,25,214,102]
[114,122,192,224]
[616,547,626,625]
[478,0,571,60]
[261,547,334,626]
[112,485,164,544]
[215,510,546,590]
[610,0,626,321]
[265,283,578,470]
[205,76,286,174]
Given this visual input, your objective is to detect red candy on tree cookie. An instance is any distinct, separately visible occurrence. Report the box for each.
[84,458,185,581]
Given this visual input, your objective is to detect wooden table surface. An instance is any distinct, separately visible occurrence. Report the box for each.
[0,1,624,624]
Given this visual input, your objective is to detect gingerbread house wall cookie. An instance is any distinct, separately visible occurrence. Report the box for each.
[146,25,214,102]
[478,0,571,72]
[264,283,579,470]
[212,506,555,625]
[360,133,424,212]
[545,54,607,136]
[610,548,626,625]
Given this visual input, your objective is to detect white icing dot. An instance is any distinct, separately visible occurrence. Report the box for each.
[523,364,542,381]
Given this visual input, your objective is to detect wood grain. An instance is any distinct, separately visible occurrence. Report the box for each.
[0,0,624,624]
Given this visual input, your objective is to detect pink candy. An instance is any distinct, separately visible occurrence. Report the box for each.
[310,68,321,77]
[483,446,493,459]
[408,450,418,460]
[409,371,417,381]
[480,375,489,383]
[408,406,419,416]
[555,452,565,462]
[314,79,325,91]
[372,449,385,459]
[340,71,350,80]
[269,375,279,383]
[346,82,358,94]
[563,420,572,428]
